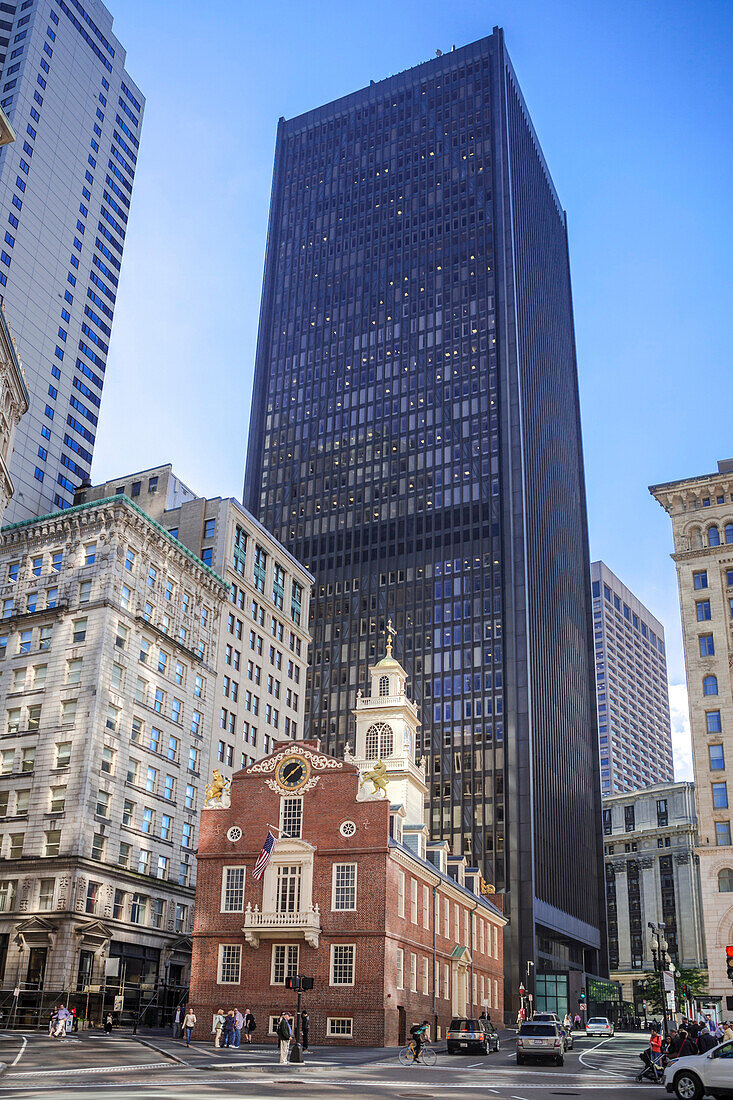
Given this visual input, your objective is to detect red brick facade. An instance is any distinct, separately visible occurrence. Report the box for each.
[191,740,505,1046]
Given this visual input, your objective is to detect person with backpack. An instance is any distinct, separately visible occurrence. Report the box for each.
[222,1009,236,1048]
[243,1008,256,1044]
[409,1020,430,1063]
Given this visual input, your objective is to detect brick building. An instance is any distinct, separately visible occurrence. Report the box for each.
[191,645,505,1045]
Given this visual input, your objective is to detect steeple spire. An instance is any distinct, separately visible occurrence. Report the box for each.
[384,618,397,658]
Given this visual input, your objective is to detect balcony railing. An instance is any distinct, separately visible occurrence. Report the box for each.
[243,903,321,948]
[356,694,417,714]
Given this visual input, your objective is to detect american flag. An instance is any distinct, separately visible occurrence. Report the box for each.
[252,829,278,881]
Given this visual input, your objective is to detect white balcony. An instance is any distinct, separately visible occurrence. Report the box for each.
[356,694,418,715]
[243,903,321,948]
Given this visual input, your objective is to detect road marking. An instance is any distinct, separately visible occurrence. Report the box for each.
[10,1034,26,1066]
[8,1061,172,1078]
[577,1036,626,1076]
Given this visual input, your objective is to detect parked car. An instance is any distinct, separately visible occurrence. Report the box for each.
[664,1039,733,1099]
[516,1021,565,1066]
[586,1016,615,1037]
[447,1018,499,1055]
[533,1013,561,1024]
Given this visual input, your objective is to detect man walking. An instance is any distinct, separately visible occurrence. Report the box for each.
[301,1009,310,1052]
[277,1011,293,1064]
[54,1005,72,1038]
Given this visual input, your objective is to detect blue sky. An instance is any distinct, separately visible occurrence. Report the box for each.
[92,0,732,777]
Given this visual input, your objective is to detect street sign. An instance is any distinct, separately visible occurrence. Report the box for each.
[666,992,676,1011]
[663,972,675,993]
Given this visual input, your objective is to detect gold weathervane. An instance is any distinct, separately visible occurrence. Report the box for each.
[385,618,397,657]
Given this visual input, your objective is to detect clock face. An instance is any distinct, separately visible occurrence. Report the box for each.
[275,755,310,791]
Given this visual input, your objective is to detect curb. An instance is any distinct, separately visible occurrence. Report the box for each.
[128,1035,188,1066]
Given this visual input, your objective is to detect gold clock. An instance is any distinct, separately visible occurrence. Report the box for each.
[275,755,311,792]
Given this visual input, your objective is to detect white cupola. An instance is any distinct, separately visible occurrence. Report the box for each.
[351,621,427,829]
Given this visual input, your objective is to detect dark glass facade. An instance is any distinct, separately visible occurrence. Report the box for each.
[244,28,607,1002]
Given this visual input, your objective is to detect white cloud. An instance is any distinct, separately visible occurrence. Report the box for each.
[669,681,694,781]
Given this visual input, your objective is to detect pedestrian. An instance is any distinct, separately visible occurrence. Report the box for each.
[563,1012,572,1031]
[277,1011,293,1064]
[173,1005,181,1039]
[182,1006,196,1047]
[104,1013,113,1035]
[212,1008,225,1048]
[724,1021,733,1043]
[698,1026,717,1053]
[242,1007,252,1044]
[233,1008,243,1048]
[222,1009,235,1047]
[54,1005,72,1038]
[246,1009,256,1043]
[301,1009,310,1052]
[48,1006,58,1037]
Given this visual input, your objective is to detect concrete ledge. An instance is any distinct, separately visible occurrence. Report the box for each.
[0,1061,7,1076]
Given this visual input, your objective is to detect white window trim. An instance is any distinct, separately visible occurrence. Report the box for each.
[329,942,355,987]
[396,946,404,990]
[220,865,246,912]
[397,869,405,918]
[331,862,357,912]
[270,942,300,985]
[217,943,242,984]
[409,951,417,993]
[326,1017,353,1038]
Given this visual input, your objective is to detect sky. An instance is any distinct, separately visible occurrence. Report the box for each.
[91,0,732,780]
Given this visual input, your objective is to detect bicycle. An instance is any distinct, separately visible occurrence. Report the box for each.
[399,1037,437,1066]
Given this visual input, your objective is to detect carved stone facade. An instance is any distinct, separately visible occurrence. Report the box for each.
[651,459,733,1002]
[0,495,227,1000]
[0,304,28,523]
[603,780,706,1001]
[77,464,313,790]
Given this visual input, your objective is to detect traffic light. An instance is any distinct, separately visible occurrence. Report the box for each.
[725,946,733,983]
[579,989,586,1003]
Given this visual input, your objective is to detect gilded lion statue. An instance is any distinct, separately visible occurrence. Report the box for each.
[204,769,230,806]
[362,760,389,798]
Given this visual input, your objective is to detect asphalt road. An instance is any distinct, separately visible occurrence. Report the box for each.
[0,1030,668,1099]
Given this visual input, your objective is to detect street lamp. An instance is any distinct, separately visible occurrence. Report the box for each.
[648,921,671,1038]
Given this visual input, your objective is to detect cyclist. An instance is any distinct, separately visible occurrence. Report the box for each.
[410,1020,430,1062]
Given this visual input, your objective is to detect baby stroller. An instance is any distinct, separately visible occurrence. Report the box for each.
[636,1047,664,1084]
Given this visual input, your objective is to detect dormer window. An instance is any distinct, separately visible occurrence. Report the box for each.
[366,722,393,760]
[378,675,389,697]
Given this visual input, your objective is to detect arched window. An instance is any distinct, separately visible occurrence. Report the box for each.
[719,868,733,893]
[726,524,733,545]
[378,675,390,697]
[704,675,719,696]
[365,722,393,760]
[708,526,721,547]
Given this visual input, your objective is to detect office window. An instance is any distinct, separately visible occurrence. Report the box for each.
[713,782,729,809]
[96,790,110,818]
[704,675,719,696]
[707,711,723,733]
[700,634,715,656]
[710,744,725,770]
[55,742,71,769]
[716,821,731,846]
[38,878,55,911]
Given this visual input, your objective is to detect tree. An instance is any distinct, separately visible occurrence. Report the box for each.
[636,969,709,1014]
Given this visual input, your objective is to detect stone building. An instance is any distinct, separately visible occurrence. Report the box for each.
[591,561,674,796]
[651,459,733,1007]
[0,493,227,1016]
[0,304,28,523]
[190,644,506,1045]
[77,465,313,786]
[603,781,706,1001]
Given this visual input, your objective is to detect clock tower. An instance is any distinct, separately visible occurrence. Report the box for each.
[351,623,427,833]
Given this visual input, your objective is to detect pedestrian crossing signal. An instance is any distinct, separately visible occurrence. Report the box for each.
[725,945,733,983]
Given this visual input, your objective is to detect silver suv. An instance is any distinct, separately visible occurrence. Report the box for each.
[516,1021,565,1066]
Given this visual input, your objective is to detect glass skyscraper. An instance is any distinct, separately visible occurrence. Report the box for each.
[244,28,606,1001]
[0,0,143,522]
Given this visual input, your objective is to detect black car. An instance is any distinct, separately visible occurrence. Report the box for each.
[447,1017,500,1055]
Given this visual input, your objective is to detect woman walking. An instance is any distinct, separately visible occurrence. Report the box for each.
[182,1006,197,1047]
